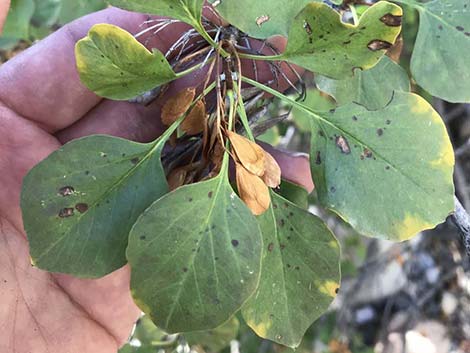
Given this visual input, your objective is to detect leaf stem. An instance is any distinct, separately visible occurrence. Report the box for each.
[175,57,214,78]
[241,76,322,120]
[233,81,255,141]
[194,22,229,57]
[238,52,281,61]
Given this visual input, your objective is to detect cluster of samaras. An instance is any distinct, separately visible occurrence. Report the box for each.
[160,83,281,215]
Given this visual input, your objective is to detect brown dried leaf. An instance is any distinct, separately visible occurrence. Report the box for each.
[236,163,270,216]
[161,87,196,126]
[227,131,265,176]
[262,151,281,188]
[167,167,187,191]
[181,100,206,135]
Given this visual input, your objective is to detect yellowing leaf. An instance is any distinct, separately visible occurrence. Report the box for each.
[236,163,270,216]
[227,131,266,176]
[161,87,196,126]
[262,151,281,188]
[182,100,206,135]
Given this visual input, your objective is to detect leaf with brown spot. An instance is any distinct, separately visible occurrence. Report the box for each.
[227,131,266,176]
[181,100,206,135]
[236,163,271,216]
[161,87,196,126]
[21,120,180,277]
[279,1,402,78]
[262,151,281,188]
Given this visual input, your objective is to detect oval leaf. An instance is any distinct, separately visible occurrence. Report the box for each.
[316,55,410,110]
[309,91,454,240]
[75,23,176,100]
[208,0,316,39]
[242,193,340,348]
[21,127,177,278]
[395,0,470,102]
[280,1,402,78]
[108,0,204,28]
[127,170,263,332]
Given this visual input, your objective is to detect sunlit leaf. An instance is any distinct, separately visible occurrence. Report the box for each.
[242,193,340,348]
[75,23,176,100]
[316,56,410,110]
[21,124,179,277]
[108,0,204,28]
[395,0,470,102]
[309,91,454,240]
[127,163,263,332]
[208,0,317,39]
[185,316,240,352]
[279,1,402,78]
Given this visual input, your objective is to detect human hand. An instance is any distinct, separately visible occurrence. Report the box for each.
[0,6,312,353]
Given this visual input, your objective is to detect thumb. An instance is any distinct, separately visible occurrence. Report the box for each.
[0,0,10,34]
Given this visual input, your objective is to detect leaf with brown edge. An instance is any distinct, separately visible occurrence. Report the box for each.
[236,163,271,216]
[262,151,281,188]
[227,131,265,176]
[182,100,206,135]
[161,87,196,126]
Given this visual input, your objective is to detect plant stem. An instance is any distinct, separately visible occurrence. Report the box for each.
[233,81,255,141]
[194,22,229,57]
[241,76,321,120]
[238,52,281,61]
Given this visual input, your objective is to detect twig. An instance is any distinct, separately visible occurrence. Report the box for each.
[452,196,470,257]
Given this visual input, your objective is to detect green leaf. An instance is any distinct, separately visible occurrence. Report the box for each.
[32,0,61,27]
[316,56,410,110]
[275,180,309,209]
[280,1,403,78]
[292,89,336,132]
[395,0,470,102]
[309,91,454,240]
[242,193,340,348]
[58,0,107,24]
[108,0,204,28]
[185,316,240,352]
[21,125,178,278]
[1,0,35,40]
[208,0,317,39]
[127,164,263,333]
[75,23,177,100]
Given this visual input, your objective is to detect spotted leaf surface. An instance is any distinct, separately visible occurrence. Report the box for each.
[127,169,262,333]
[208,0,317,39]
[316,56,410,110]
[242,193,340,348]
[395,0,470,102]
[309,91,454,240]
[75,23,176,100]
[280,1,402,78]
[21,125,177,278]
[108,0,204,27]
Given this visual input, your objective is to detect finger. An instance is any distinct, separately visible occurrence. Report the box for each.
[262,143,314,193]
[0,0,10,33]
[0,7,191,132]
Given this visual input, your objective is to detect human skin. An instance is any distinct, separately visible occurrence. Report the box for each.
[0,6,313,353]
[0,0,10,33]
